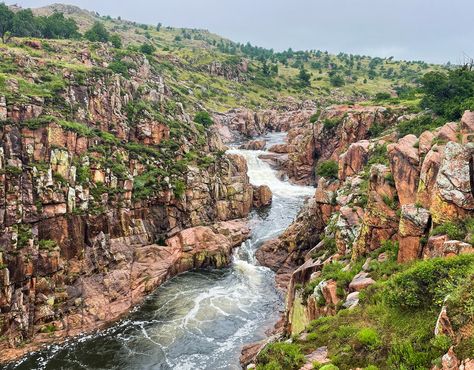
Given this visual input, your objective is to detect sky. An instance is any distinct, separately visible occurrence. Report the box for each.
[7,0,474,64]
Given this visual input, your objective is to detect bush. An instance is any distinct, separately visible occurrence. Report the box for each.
[319,365,339,370]
[385,255,474,310]
[310,111,320,123]
[38,239,58,251]
[316,160,338,179]
[397,114,445,138]
[374,92,391,101]
[330,74,345,87]
[323,118,342,131]
[140,43,156,55]
[257,342,305,370]
[109,34,122,48]
[431,221,465,240]
[193,111,213,127]
[356,328,381,349]
[85,22,109,43]
[421,68,474,120]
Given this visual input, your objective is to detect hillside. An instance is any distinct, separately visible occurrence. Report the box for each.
[10,3,445,113]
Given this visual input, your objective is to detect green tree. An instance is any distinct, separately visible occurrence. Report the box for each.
[140,43,156,55]
[11,9,39,37]
[298,67,311,87]
[156,22,162,31]
[420,68,474,120]
[40,13,79,39]
[330,74,345,87]
[0,3,14,43]
[84,21,109,42]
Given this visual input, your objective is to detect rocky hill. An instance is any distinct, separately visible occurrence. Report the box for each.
[0,3,472,369]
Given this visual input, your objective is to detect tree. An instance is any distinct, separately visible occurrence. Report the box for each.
[40,13,79,39]
[140,43,156,55]
[11,9,39,37]
[0,3,14,43]
[193,111,213,127]
[329,74,345,87]
[156,23,162,31]
[420,68,474,120]
[84,21,109,42]
[110,34,122,48]
[298,67,311,87]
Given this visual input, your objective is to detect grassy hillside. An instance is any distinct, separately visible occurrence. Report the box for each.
[14,3,446,112]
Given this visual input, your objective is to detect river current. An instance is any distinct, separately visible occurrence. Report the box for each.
[8,133,314,370]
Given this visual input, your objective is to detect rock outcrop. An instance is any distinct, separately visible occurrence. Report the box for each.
[0,43,256,362]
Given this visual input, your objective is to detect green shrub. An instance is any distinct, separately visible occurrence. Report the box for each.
[421,68,474,120]
[319,365,339,370]
[85,22,109,43]
[397,114,445,138]
[356,328,381,349]
[316,160,338,179]
[38,239,58,251]
[431,221,465,240]
[374,92,391,101]
[330,74,345,87]
[140,43,156,55]
[193,111,213,127]
[109,34,122,48]
[322,117,342,131]
[310,111,320,123]
[385,255,474,309]
[257,342,305,370]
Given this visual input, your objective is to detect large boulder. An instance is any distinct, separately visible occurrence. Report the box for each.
[252,185,273,208]
[338,140,370,181]
[398,204,431,262]
[239,140,266,151]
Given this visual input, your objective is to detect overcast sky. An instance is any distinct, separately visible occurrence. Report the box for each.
[8,0,474,64]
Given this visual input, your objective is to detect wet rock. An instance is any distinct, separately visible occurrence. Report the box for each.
[253,185,273,208]
[240,140,266,151]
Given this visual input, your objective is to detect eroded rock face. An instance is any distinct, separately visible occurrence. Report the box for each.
[388,134,420,206]
[0,48,258,362]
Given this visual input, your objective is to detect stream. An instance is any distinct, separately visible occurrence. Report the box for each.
[7,133,314,370]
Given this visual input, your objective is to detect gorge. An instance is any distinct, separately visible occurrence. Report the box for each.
[0,3,473,370]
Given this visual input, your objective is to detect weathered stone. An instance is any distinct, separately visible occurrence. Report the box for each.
[349,272,375,292]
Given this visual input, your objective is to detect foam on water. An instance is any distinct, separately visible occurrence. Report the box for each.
[8,133,315,370]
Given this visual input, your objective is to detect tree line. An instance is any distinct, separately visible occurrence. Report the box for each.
[0,3,125,48]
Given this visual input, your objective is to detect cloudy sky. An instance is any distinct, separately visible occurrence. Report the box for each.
[8,0,474,64]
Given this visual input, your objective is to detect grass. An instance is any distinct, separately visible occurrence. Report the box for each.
[258,255,474,370]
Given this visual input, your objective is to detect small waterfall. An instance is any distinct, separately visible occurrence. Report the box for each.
[10,133,315,370]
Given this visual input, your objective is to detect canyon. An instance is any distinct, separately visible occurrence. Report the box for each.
[0,3,473,370]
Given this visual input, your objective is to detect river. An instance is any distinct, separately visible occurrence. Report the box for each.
[7,133,314,370]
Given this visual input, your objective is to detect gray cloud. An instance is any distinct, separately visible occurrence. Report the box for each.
[8,0,474,63]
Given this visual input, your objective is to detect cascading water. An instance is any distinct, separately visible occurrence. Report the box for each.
[8,133,314,370]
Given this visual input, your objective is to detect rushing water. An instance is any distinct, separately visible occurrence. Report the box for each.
[7,133,314,370]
